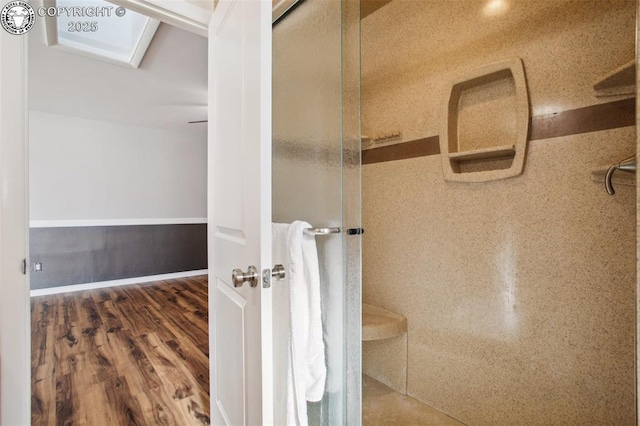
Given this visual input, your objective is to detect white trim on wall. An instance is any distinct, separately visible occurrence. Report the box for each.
[30,269,209,297]
[30,217,208,228]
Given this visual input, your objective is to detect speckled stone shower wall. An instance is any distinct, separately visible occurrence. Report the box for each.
[361,1,636,424]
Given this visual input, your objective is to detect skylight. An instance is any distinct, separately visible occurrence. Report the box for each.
[42,0,160,68]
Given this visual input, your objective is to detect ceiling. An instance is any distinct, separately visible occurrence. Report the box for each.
[29,17,208,131]
[29,0,391,132]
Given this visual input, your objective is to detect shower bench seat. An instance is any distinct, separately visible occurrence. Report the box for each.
[362,303,407,341]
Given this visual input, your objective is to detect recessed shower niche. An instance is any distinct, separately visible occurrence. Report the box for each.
[440,58,529,182]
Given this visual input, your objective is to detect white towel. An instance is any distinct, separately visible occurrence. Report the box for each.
[272,221,327,426]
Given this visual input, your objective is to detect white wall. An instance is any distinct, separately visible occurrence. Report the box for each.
[29,110,207,222]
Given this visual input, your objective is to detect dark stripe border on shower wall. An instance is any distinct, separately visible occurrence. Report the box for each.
[362,98,636,165]
[362,136,440,164]
[361,0,393,19]
[29,224,208,290]
[530,98,635,140]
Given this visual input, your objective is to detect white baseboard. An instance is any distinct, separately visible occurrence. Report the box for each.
[30,269,209,297]
[29,218,208,228]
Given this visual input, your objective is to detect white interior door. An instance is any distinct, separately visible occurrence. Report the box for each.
[0,32,30,426]
[208,0,273,425]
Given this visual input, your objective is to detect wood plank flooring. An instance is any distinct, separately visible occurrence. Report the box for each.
[31,276,210,425]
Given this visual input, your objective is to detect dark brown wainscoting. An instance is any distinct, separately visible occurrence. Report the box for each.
[30,224,208,290]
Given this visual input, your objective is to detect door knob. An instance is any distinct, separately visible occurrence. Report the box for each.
[261,264,286,288]
[232,265,259,287]
[271,264,285,281]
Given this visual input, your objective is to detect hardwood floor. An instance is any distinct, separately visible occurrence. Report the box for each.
[31,276,210,425]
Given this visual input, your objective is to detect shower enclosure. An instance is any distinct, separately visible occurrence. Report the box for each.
[272,0,361,424]
[360,0,637,424]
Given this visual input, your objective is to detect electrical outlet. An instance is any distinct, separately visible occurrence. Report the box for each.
[33,262,42,272]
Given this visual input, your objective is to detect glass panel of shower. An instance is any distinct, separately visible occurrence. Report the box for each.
[272,0,361,425]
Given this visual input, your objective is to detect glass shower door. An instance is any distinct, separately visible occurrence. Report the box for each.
[272,0,361,424]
